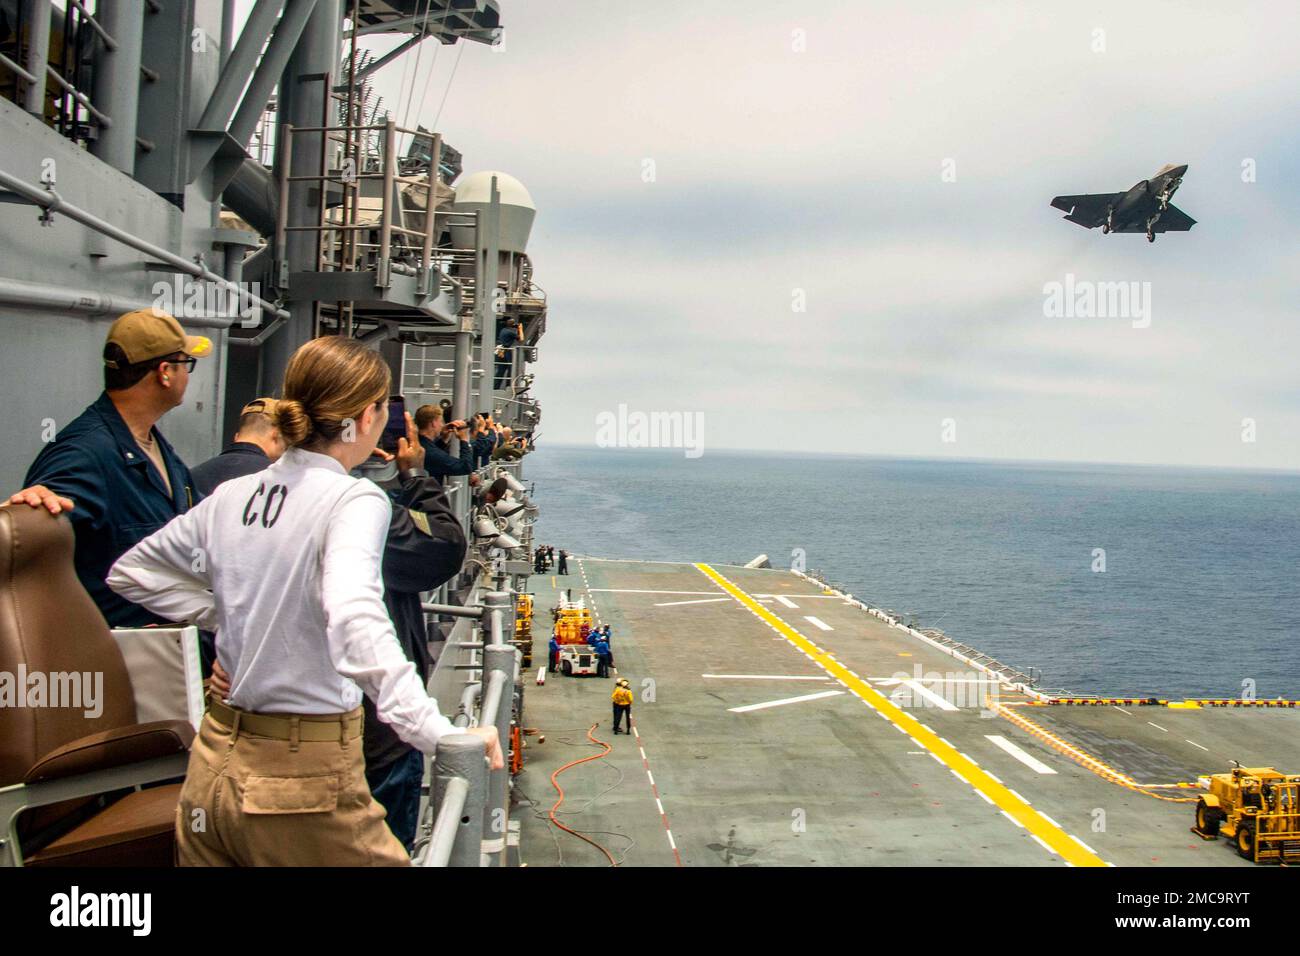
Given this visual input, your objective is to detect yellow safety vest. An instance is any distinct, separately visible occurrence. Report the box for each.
[612,687,633,706]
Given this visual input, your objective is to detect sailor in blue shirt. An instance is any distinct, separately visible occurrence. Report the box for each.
[593,637,612,678]
[413,404,472,478]
[8,309,210,628]
[494,317,519,390]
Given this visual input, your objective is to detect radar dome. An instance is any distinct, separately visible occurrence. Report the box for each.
[451,171,536,254]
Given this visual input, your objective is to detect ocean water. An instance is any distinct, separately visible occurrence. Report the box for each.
[525,446,1300,698]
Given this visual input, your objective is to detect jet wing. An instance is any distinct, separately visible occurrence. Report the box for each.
[1112,204,1196,233]
[1155,204,1195,232]
[1050,192,1125,228]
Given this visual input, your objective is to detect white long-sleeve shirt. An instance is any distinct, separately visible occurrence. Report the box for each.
[107,446,460,754]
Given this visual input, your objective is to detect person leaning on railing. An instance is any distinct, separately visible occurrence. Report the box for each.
[7,310,210,631]
[106,335,502,866]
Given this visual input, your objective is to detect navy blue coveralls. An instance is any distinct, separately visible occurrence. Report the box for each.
[24,392,199,629]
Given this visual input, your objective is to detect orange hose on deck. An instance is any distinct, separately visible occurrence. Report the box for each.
[548,723,619,866]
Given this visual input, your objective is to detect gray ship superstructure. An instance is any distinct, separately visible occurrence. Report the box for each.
[1,1,1296,870]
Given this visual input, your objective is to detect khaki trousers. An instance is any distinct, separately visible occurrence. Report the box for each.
[174,710,411,867]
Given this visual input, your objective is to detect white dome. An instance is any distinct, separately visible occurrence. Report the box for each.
[453,170,535,211]
[451,170,537,254]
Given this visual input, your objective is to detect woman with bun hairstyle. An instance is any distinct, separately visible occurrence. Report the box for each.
[108,336,501,866]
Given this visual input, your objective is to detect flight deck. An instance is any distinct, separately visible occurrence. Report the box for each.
[514,558,1299,867]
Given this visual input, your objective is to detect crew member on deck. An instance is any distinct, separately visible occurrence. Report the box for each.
[107,336,501,866]
[612,678,633,735]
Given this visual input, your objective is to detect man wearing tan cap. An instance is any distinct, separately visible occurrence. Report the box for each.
[190,398,286,497]
[7,309,211,628]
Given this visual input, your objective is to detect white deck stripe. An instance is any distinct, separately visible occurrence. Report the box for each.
[985,734,1058,775]
[897,680,959,711]
[774,595,799,608]
[804,616,833,631]
[702,674,832,681]
[589,589,720,595]
[654,597,732,606]
[728,690,845,713]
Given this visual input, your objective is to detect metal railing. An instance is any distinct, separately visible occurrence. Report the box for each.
[415,591,521,867]
[277,119,470,300]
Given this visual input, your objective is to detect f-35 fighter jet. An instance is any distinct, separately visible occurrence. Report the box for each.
[1051,164,1194,243]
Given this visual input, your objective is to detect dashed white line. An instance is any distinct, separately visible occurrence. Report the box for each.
[985,734,1058,775]
[804,615,832,631]
[774,595,799,609]
[1030,834,1057,856]
[1186,739,1210,752]
[1148,722,1168,732]
[1070,835,1098,854]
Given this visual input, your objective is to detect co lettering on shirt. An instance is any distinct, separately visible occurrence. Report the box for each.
[242,482,290,528]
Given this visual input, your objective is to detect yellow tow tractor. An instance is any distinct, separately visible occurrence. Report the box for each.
[1194,763,1300,863]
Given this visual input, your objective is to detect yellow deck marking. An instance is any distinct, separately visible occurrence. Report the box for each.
[696,563,1107,867]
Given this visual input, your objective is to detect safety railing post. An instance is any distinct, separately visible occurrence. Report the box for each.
[377,117,395,288]
[428,733,487,867]
[482,591,512,646]
[480,644,517,867]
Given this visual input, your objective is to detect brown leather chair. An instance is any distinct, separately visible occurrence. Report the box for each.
[0,505,193,866]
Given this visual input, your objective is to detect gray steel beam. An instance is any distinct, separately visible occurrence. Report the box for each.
[477,177,500,413]
[20,0,51,116]
[264,0,340,390]
[135,0,194,203]
[220,0,238,69]
[351,10,443,37]
[343,32,424,86]
[92,0,146,174]
[229,0,320,152]
[197,0,286,134]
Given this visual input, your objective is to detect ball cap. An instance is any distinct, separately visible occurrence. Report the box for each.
[105,309,212,368]
[240,397,281,418]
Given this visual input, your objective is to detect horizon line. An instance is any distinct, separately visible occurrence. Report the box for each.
[525,442,1300,476]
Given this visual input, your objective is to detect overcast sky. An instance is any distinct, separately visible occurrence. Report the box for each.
[361,1,1300,470]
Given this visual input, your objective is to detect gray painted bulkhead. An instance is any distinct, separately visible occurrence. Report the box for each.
[0,3,232,493]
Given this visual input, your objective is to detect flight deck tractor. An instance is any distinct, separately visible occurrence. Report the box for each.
[1194,764,1300,863]
[552,598,598,677]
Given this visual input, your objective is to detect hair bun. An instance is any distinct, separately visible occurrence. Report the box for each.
[273,398,313,445]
